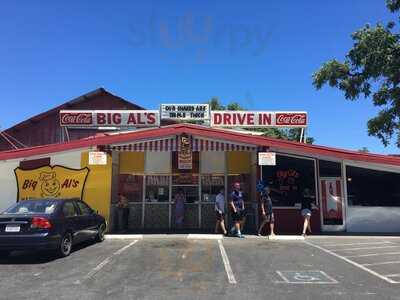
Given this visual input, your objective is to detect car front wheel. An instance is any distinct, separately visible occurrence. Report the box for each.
[57,233,73,257]
[95,223,106,242]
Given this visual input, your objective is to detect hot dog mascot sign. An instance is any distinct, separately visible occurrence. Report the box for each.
[14,165,90,201]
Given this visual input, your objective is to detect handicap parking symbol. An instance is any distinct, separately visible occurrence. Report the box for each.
[276,271,338,284]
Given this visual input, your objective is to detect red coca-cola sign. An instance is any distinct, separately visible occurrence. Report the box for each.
[60,112,93,125]
[275,113,307,126]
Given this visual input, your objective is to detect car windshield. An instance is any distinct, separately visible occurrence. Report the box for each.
[3,200,58,215]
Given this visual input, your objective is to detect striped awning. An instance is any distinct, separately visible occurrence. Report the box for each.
[103,135,263,152]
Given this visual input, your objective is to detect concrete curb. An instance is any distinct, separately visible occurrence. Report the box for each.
[105,234,144,240]
[187,234,223,240]
[268,235,305,241]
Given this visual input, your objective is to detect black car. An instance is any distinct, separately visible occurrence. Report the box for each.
[0,198,106,257]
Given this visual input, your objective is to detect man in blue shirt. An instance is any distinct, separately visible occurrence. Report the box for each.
[229,182,245,238]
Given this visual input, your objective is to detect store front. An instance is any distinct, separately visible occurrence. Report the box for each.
[1,123,400,234]
[110,136,258,232]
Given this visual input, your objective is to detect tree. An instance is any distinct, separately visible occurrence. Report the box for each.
[207,98,314,143]
[313,0,400,147]
[358,147,370,153]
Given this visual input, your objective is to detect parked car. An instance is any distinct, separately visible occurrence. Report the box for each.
[0,198,106,257]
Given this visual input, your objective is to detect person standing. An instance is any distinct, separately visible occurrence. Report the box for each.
[174,188,186,229]
[301,188,314,237]
[257,186,276,237]
[229,182,245,238]
[117,193,129,233]
[215,188,227,235]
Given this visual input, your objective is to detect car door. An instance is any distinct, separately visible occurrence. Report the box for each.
[75,201,96,240]
[62,201,83,244]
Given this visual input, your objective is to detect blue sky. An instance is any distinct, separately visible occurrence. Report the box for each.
[0,0,397,154]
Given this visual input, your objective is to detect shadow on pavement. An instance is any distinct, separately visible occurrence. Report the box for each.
[0,239,98,265]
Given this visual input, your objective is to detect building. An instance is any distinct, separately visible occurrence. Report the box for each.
[0,88,146,151]
[1,119,400,234]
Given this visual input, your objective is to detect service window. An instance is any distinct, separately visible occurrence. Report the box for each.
[118,174,144,203]
[145,175,170,202]
[346,165,400,207]
[201,175,224,203]
[262,155,316,207]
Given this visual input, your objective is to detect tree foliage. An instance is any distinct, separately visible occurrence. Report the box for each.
[207,97,314,143]
[313,0,400,147]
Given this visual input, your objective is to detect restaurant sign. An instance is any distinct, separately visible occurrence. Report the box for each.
[258,152,276,166]
[211,111,307,128]
[14,165,89,201]
[178,135,192,170]
[60,110,160,128]
[59,108,307,129]
[160,104,209,120]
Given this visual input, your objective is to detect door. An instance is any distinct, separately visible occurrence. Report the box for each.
[62,201,83,243]
[75,201,96,239]
[319,177,345,232]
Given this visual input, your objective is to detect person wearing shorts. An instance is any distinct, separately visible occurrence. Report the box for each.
[229,182,245,238]
[257,186,275,237]
[215,188,227,235]
[301,188,313,236]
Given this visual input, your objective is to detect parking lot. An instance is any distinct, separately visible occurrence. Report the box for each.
[1,235,400,300]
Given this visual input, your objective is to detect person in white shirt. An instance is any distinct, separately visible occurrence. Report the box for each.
[215,188,227,235]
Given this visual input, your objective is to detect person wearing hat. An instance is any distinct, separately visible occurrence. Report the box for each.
[257,186,276,237]
[228,182,245,238]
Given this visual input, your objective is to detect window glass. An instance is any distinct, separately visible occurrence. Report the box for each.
[319,160,342,177]
[201,175,224,202]
[172,186,199,203]
[76,201,92,215]
[262,155,316,207]
[346,166,400,207]
[4,200,57,215]
[63,202,77,217]
[172,174,199,185]
[118,174,144,203]
[145,176,170,202]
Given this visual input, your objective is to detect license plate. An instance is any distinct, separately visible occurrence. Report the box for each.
[5,225,20,233]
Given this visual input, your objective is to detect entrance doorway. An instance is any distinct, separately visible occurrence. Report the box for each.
[319,177,345,232]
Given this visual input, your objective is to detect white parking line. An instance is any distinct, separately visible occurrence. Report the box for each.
[346,252,400,258]
[76,240,139,284]
[321,241,395,247]
[217,239,237,284]
[386,274,400,278]
[331,245,400,252]
[363,261,400,267]
[305,241,399,284]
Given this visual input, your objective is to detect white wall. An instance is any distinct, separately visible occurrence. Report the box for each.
[145,152,171,173]
[346,207,400,233]
[0,160,20,212]
[200,152,225,173]
[0,150,84,212]
[50,150,82,169]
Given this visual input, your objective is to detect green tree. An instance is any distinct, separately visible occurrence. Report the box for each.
[207,98,314,143]
[313,0,400,147]
[358,147,370,153]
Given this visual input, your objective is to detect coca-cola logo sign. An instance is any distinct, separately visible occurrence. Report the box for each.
[275,113,307,126]
[60,112,93,125]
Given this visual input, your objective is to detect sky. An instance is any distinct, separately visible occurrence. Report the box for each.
[0,0,398,154]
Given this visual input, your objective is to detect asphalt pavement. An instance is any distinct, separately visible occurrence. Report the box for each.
[1,235,400,300]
